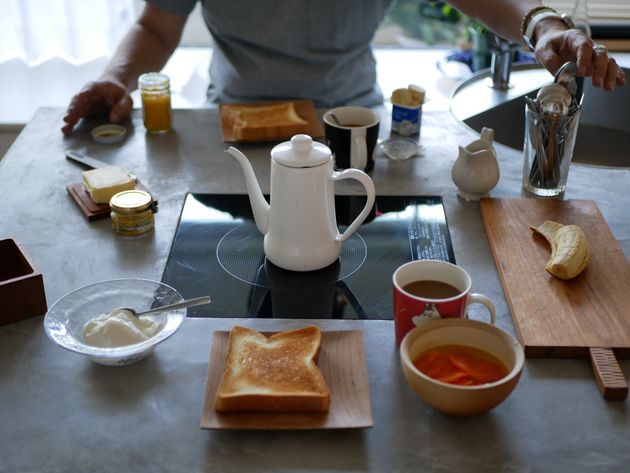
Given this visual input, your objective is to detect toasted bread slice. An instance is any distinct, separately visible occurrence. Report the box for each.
[214,326,330,413]
[223,102,310,142]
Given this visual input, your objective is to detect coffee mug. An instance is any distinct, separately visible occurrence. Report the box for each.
[323,106,380,172]
[392,260,496,345]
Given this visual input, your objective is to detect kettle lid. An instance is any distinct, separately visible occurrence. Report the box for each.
[271,134,331,168]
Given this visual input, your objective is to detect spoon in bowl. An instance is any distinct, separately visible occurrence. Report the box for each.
[117,295,212,318]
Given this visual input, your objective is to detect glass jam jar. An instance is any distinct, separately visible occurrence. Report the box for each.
[110,190,155,237]
[138,72,172,134]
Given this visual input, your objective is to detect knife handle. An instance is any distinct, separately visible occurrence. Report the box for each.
[589,347,628,401]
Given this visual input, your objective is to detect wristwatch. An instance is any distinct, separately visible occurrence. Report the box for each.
[522,7,576,51]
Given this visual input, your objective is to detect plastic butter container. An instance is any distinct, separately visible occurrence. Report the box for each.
[391,84,425,137]
[380,84,426,160]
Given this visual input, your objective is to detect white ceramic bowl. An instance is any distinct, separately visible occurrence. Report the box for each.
[44,278,185,366]
[400,318,524,416]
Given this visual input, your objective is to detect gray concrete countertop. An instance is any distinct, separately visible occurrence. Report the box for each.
[1,105,629,473]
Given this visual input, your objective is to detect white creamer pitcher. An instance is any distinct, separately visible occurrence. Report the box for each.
[451,127,500,201]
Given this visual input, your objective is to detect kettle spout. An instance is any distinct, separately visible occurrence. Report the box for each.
[225,146,270,234]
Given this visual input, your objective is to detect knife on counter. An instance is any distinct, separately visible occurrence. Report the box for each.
[65,150,113,169]
[66,150,138,182]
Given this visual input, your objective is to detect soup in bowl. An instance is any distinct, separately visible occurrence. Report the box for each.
[400,318,524,416]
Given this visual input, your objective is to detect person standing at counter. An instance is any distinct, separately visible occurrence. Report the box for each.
[61,0,625,135]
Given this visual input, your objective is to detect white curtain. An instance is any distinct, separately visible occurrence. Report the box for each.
[0,0,135,65]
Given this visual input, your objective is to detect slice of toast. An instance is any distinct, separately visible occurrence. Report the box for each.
[223,102,310,142]
[214,325,331,413]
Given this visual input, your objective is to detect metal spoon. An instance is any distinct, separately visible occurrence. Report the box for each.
[328,112,342,126]
[117,295,212,318]
[553,61,584,105]
[536,84,572,116]
[554,61,577,93]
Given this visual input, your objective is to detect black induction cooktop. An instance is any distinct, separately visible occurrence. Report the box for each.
[161,194,455,319]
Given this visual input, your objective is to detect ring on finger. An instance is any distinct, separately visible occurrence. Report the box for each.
[592,43,608,53]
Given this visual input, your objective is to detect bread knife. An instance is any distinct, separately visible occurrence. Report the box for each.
[66,150,137,182]
[65,150,112,169]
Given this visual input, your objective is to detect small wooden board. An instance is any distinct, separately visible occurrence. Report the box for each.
[219,100,324,142]
[201,329,372,430]
[66,182,157,221]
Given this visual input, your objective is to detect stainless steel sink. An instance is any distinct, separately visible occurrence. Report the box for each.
[450,64,630,168]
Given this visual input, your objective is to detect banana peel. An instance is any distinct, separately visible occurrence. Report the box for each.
[530,220,590,280]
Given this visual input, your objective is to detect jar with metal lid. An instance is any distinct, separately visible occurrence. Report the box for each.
[110,190,155,237]
[138,72,172,134]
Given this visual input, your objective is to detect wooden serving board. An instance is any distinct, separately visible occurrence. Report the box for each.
[201,329,372,430]
[480,198,630,400]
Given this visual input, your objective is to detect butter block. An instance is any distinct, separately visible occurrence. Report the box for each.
[82,166,135,204]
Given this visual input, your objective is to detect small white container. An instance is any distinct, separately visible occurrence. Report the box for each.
[91,124,127,144]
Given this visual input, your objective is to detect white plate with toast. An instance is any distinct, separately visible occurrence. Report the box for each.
[201,328,372,430]
[219,100,325,143]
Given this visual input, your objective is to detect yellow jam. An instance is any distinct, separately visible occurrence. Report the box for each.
[141,92,172,133]
[139,72,172,134]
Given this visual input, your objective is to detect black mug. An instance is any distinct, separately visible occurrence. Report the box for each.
[323,107,380,172]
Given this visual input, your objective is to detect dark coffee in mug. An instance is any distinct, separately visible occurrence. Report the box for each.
[402,280,461,299]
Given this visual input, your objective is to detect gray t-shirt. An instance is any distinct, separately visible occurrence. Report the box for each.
[146,0,393,107]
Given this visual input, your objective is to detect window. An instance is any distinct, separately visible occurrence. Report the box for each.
[374,0,630,48]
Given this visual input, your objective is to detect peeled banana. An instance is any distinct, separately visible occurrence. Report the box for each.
[530,220,590,280]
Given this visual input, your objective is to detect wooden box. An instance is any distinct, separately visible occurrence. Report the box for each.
[0,238,47,325]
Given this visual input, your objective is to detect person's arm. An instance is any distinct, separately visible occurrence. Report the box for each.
[62,4,188,134]
[447,0,625,91]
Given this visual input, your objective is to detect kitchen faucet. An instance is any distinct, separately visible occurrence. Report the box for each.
[488,32,520,90]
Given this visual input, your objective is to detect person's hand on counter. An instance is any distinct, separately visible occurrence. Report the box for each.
[61,4,184,135]
[61,80,133,135]
[534,25,626,92]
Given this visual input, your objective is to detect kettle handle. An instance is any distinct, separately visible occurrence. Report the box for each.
[331,169,376,242]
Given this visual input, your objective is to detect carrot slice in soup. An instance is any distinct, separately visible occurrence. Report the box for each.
[448,353,506,383]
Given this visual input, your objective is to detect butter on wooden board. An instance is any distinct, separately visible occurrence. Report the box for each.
[81,166,135,204]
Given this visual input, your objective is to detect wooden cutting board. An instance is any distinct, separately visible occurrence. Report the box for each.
[480,198,630,400]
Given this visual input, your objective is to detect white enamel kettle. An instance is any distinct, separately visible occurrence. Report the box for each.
[226,134,376,271]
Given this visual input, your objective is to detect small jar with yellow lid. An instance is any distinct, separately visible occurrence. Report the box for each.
[138,72,172,134]
[110,190,155,237]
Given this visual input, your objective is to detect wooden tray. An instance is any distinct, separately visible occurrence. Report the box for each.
[219,100,324,142]
[201,329,372,430]
[0,238,47,325]
[480,198,630,400]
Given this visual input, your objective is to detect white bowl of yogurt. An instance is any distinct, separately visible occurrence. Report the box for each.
[44,278,186,366]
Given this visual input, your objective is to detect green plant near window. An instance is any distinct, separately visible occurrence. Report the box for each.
[383,0,487,47]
